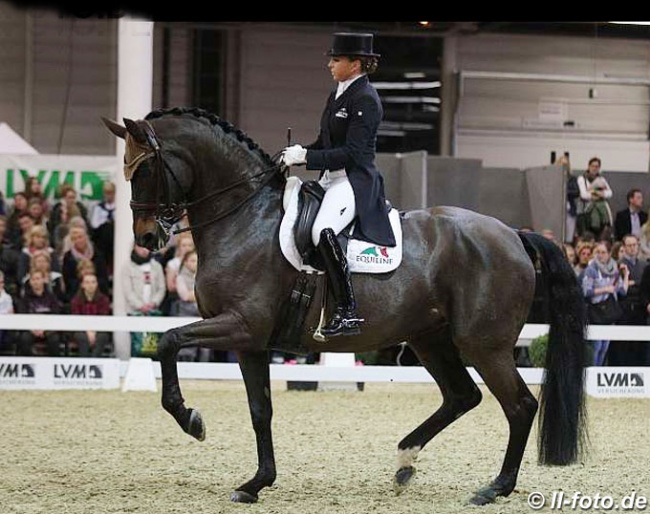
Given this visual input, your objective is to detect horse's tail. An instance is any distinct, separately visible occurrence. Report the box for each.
[517,231,588,465]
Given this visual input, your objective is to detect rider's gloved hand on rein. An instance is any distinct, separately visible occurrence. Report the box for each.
[280,144,307,166]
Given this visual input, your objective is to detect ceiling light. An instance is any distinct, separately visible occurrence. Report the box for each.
[608,21,650,26]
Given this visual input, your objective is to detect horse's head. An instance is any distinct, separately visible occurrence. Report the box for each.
[102,116,189,251]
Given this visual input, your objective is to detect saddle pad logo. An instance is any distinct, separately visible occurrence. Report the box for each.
[357,246,392,263]
[335,108,348,118]
[360,246,390,258]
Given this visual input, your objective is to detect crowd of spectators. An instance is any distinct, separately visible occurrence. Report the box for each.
[0,176,214,360]
[544,154,650,367]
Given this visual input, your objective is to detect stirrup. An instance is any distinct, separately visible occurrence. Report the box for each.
[321,314,365,337]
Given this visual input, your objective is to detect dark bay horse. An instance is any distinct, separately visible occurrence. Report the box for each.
[102,107,587,506]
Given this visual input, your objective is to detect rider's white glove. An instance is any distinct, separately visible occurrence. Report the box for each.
[281,144,307,166]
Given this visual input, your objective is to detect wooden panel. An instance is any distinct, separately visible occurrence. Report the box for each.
[453,33,650,171]
[0,3,27,134]
[238,27,333,152]
[30,12,116,154]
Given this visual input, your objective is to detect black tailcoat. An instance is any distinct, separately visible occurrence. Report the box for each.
[305,75,396,247]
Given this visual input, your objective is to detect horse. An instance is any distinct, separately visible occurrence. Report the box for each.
[102,106,588,506]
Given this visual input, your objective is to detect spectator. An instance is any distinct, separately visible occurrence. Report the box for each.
[61,226,110,303]
[17,224,57,284]
[638,214,650,262]
[24,176,50,216]
[0,270,15,354]
[614,188,646,242]
[574,240,594,279]
[122,243,166,315]
[89,180,116,276]
[56,215,88,267]
[176,249,199,317]
[48,183,90,259]
[122,243,166,357]
[6,192,29,246]
[70,272,112,357]
[175,249,209,361]
[163,232,195,316]
[0,216,21,297]
[576,157,613,241]
[611,240,624,262]
[562,243,577,267]
[582,240,629,366]
[21,250,66,305]
[610,235,649,366]
[76,258,96,281]
[15,269,63,356]
[558,153,580,244]
[13,212,36,250]
[27,198,47,227]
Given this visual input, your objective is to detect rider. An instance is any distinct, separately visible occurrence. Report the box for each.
[280,32,396,337]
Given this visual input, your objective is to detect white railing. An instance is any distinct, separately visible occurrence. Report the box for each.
[1,314,649,344]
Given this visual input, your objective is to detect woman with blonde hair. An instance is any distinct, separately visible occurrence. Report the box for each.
[163,232,195,315]
[21,249,66,305]
[17,224,57,282]
[638,215,650,261]
[61,225,110,302]
[582,240,630,365]
[48,184,90,258]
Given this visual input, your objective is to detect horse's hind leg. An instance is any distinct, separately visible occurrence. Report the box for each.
[394,328,483,494]
[158,328,205,440]
[466,347,538,505]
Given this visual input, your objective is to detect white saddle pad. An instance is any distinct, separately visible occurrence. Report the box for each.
[279,177,403,274]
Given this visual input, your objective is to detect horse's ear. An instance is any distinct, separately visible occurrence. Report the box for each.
[101,116,126,139]
[123,118,149,145]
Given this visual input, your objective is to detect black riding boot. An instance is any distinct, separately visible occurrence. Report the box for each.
[317,228,364,337]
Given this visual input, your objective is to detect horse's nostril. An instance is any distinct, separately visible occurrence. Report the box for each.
[137,231,157,251]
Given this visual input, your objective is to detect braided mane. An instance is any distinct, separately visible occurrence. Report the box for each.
[145,107,275,167]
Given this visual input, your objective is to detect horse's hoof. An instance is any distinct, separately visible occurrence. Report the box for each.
[187,409,206,441]
[393,466,416,495]
[468,487,497,506]
[230,490,258,503]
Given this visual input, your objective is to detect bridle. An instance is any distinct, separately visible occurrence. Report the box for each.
[127,120,287,237]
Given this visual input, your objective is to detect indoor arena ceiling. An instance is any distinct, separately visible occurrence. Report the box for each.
[282,22,650,41]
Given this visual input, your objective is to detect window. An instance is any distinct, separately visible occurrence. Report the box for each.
[373,36,442,154]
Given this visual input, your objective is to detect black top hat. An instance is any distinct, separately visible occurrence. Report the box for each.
[326,32,380,58]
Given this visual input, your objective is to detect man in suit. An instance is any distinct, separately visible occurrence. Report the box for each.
[614,188,647,241]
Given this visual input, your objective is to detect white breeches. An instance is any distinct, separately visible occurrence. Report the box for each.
[311,170,356,247]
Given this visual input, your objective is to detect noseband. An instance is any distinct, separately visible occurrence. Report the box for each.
[128,120,187,235]
[128,120,286,237]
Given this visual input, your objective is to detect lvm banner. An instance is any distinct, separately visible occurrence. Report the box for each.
[0,357,120,390]
[585,367,650,398]
[0,154,119,205]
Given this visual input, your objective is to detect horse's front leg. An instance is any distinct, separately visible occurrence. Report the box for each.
[157,311,255,441]
[230,350,276,504]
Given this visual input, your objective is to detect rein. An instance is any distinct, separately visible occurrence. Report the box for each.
[173,162,283,234]
[129,121,286,236]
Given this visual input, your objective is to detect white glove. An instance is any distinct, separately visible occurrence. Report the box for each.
[281,144,307,166]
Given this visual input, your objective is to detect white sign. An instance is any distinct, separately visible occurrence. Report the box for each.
[0,154,118,204]
[586,367,650,398]
[0,357,120,390]
[538,100,568,122]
